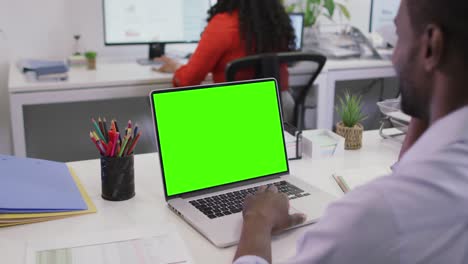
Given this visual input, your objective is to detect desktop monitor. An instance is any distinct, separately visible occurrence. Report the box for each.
[289,13,304,51]
[102,0,211,60]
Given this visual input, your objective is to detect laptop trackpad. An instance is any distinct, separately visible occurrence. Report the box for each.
[289,206,304,216]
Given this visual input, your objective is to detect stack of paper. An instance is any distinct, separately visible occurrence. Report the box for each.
[0,155,96,227]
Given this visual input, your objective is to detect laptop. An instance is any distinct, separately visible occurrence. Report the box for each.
[149,78,336,248]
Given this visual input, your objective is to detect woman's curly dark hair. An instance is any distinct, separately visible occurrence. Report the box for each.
[207,0,296,54]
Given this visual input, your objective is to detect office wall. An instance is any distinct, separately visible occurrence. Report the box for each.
[0,33,9,155]
[0,0,74,155]
[70,0,147,60]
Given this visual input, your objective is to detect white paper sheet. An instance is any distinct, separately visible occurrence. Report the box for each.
[26,226,193,264]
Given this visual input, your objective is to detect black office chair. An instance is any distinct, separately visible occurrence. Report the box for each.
[225,52,326,131]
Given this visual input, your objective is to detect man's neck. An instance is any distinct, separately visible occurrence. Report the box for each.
[430,74,468,125]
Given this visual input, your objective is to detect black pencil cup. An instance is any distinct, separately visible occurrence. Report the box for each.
[100,155,135,201]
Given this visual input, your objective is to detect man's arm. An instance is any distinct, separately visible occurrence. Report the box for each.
[234,215,272,263]
[234,182,399,264]
[233,185,306,263]
[399,118,428,159]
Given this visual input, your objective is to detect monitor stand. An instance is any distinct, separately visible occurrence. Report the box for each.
[136,43,166,65]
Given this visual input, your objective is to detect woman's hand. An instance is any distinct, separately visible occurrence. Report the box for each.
[154,56,182,73]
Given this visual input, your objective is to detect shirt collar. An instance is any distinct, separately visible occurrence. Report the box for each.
[397,106,468,167]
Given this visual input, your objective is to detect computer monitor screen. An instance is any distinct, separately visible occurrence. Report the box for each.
[103,0,211,45]
[289,13,304,50]
[150,79,289,197]
[370,0,400,33]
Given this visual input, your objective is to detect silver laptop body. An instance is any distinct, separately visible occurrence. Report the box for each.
[150,79,336,248]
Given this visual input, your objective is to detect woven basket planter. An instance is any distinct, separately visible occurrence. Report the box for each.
[336,122,363,150]
[86,57,96,70]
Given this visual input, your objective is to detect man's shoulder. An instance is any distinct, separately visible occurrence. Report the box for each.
[369,142,468,229]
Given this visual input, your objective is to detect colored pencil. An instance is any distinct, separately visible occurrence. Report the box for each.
[111,132,119,157]
[126,132,141,155]
[133,124,139,138]
[106,140,113,156]
[107,130,116,156]
[90,132,105,155]
[98,117,105,139]
[111,119,116,132]
[92,118,106,143]
[118,135,130,157]
[97,140,107,155]
[114,119,122,143]
[92,131,100,141]
[123,136,132,155]
[103,118,109,142]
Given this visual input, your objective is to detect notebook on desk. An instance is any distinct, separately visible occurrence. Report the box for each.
[332,166,392,193]
[149,78,336,248]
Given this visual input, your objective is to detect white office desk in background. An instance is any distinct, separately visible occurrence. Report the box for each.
[0,129,402,264]
[8,58,394,158]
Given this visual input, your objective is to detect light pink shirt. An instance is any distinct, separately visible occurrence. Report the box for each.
[235,106,468,264]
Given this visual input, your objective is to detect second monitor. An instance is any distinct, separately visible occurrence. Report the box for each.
[103,0,211,61]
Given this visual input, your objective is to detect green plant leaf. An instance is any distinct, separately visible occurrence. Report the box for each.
[324,0,335,18]
[336,3,351,20]
[336,90,367,128]
[286,3,297,13]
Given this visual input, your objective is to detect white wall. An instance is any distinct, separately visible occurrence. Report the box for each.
[0,0,374,155]
[0,0,74,155]
[0,30,10,155]
[346,0,372,33]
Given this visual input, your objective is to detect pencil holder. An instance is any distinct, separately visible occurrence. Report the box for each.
[100,155,135,201]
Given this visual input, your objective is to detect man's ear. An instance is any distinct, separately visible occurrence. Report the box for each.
[423,24,445,71]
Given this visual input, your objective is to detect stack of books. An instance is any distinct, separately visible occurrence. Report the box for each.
[0,155,96,227]
[19,59,69,81]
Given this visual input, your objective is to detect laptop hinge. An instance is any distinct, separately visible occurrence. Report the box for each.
[177,175,283,199]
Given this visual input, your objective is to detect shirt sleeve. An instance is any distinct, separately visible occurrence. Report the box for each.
[173,15,232,87]
[233,256,270,264]
[285,184,400,264]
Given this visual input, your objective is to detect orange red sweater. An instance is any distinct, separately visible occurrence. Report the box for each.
[173,11,289,91]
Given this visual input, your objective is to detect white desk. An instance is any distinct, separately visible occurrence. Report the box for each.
[8,59,394,157]
[0,130,401,264]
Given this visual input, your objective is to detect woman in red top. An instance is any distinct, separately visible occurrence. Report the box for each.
[156,0,295,91]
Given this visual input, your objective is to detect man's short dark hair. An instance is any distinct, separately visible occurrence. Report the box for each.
[407,0,468,63]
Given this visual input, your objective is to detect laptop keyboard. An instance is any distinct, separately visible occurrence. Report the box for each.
[189,181,310,219]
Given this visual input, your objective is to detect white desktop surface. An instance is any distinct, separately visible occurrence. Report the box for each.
[8,63,173,93]
[8,59,392,93]
[0,130,401,264]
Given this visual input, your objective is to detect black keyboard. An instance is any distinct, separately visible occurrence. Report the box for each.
[189,181,310,219]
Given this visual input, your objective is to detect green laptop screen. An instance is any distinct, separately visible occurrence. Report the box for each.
[152,80,288,196]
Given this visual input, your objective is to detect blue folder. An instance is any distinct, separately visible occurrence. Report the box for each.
[21,59,69,76]
[0,155,88,213]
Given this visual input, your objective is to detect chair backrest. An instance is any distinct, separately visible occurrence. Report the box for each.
[225,52,327,130]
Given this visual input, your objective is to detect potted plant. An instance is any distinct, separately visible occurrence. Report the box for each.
[335,90,366,150]
[84,51,97,70]
[285,0,351,46]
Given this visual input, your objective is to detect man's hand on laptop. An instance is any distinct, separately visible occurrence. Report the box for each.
[234,185,307,263]
[243,185,307,234]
